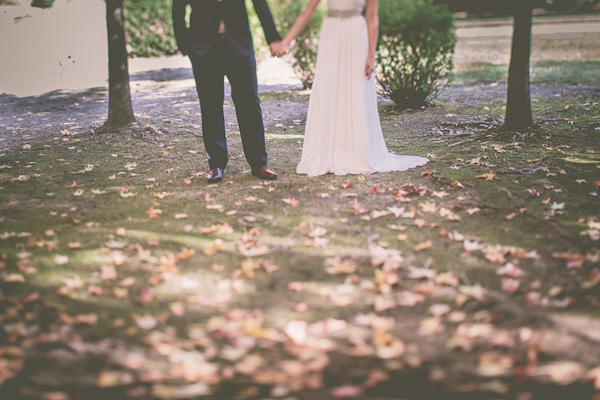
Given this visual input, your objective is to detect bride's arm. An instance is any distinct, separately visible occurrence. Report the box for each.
[281,0,322,49]
[365,0,379,79]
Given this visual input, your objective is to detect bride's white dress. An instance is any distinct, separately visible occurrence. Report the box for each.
[296,0,429,177]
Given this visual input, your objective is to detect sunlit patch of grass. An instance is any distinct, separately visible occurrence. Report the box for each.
[455,60,600,86]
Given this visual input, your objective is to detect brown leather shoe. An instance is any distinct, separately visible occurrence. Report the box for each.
[207,167,224,183]
[251,165,277,180]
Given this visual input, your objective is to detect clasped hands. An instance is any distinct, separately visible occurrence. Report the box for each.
[270,41,288,57]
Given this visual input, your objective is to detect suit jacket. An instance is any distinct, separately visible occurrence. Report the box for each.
[172,0,281,58]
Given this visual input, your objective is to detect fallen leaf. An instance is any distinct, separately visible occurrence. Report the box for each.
[284,320,308,344]
[414,240,432,251]
[282,197,299,207]
[331,385,364,398]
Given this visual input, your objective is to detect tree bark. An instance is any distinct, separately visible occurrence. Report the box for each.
[504,5,533,130]
[103,0,135,129]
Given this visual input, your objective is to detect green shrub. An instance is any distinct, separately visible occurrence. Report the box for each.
[377,0,455,109]
[271,0,325,89]
[124,0,178,58]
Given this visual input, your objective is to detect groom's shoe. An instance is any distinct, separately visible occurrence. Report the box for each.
[252,165,277,180]
[207,167,225,183]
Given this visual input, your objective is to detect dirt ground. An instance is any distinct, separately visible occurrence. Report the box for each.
[0,14,599,400]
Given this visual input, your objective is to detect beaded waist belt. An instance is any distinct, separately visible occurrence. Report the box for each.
[326,9,362,18]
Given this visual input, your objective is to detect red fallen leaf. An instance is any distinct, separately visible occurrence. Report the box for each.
[331,385,364,398]
[594,179,600,190]
[366,185,378,194]
[340,183,354,189]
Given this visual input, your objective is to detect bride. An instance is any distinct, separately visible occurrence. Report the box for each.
[273,0,429,177]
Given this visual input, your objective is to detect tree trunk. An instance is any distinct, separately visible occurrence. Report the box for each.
[103,0,135,129]
[504,5,533,130]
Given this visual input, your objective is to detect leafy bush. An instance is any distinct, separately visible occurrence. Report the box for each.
[124,0,178,58]
[271,0,325,89]
[377,0,455,109]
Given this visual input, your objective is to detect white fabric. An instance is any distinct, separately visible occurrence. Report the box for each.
[296,0,429,177]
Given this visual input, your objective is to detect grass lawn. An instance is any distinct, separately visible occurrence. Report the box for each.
[0,60,599,399]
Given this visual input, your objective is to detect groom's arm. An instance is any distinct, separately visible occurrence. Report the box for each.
[251,0,282,44]
[172,0,191,55]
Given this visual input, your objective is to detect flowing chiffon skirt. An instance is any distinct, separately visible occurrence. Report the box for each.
[296,14,429,177]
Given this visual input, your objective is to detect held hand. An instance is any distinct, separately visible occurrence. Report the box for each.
[365,57,375,79]
[270,41,288,57]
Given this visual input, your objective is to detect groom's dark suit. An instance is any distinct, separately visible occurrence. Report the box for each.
[172,0,281,172]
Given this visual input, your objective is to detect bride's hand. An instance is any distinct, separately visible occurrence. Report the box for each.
[365,57,375,79]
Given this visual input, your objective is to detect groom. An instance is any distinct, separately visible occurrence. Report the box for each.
[172,0,284,183]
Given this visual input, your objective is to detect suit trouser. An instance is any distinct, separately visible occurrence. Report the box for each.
[189,37,268,170]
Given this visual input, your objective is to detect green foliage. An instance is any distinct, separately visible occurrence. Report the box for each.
[377,0,456,109]
[439,0,600,16]
[30,0,54,8]
[124,0,178,58]
[271,0,326,89]
[455,60,600,86]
